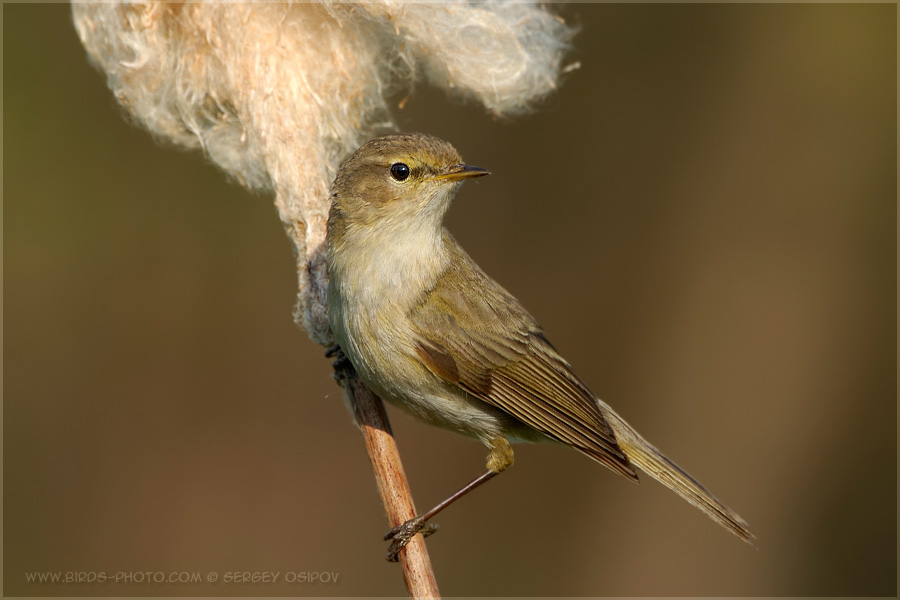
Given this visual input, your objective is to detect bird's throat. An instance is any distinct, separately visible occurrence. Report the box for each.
[331,218,450,312]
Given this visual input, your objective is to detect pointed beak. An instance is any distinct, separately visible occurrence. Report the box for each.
[434,163,491,182]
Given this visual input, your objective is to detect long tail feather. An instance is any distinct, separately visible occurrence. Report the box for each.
[602,406,755,543]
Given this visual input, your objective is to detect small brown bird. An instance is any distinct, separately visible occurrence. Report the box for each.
[326,133,753,560]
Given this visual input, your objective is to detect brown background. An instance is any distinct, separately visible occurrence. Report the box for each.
[4,3,896,597]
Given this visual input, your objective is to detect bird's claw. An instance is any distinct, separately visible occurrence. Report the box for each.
[383,516,439,562]
[326,345,352,378]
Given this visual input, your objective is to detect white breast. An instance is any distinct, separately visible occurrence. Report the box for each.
[327,222,511,442]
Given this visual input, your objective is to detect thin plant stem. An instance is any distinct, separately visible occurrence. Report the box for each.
[339,369,440,599]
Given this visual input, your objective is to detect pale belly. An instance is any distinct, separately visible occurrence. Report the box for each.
[330,293,539,445]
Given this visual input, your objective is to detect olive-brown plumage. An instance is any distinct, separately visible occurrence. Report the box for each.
[326,133,753,559]
[410,237,636,480]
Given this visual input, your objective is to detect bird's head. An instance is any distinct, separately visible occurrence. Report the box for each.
[329,133,489,232]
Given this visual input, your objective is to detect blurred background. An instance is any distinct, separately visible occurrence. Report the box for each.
[4,4,896,597]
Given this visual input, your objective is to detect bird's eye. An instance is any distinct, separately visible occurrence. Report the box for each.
[390,163,411,182]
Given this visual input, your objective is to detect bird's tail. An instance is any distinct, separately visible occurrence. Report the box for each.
[601,405,755,543]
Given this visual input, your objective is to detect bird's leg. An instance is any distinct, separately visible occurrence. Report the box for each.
[384,437,514,562]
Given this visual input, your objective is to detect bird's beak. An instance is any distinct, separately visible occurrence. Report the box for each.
[434,164,491,182]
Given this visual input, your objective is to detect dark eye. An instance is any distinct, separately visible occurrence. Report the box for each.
[390,162,410,181]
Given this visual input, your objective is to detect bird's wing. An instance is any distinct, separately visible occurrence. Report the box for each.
[410,240,637,480]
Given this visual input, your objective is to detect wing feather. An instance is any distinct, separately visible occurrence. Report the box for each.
[410,235,636,480]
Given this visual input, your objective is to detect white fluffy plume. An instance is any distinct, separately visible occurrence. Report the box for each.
[72,1,575,345]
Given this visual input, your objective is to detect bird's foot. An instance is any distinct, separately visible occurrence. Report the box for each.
[383,516,439,562]
[326,344,352,378]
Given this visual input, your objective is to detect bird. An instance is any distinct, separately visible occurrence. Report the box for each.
[325,132,753,561]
